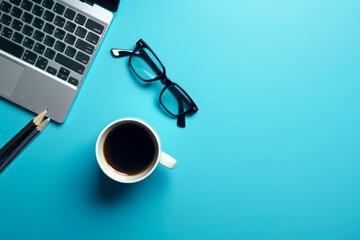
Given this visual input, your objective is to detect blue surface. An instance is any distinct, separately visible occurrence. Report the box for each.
[1,0,360,239]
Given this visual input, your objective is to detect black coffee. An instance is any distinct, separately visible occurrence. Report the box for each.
[103,122,157,175]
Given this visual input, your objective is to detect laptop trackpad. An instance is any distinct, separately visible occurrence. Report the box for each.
[0,56,24,97]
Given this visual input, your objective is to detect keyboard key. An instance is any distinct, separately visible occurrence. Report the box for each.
[10,0,21,6]
[64,21,75,33]
[75,26,86,38]
[65,46,76,58]
[64,9,76,20]
[57,72,67,80]
[35,56,48,69]
[0,35,25,58]
[75,51,89,65]
[85,19,104,35]
[44,35,54,47]
[22,25,33,36]
[54,28,65,40]
[33,30,44,41]
[21,0,33,11]
[68,77,79,86]
[86,32,99,45]
[64,33,75,45]
[34,42,45,54]
[43,23,54,34]
[23,37,34,49]
[42,0,54,10]
[54,41,65,52]
[11,19,23,31]
[1,27,12,38]
[22,50,37,64]
[21,12,33,23]
[32,5,44,17]
[11,7,23,18]
[0,14,12,25]
[75,39,94,55]
[55,53,85,74]
[59,67,70,76]
[0,2,12,13]
[0,24,2,32]
[53,3,65,15]
[43,10,54,22]
[12,32,23,43]
[32,17,44,29]
[33,0,42,3]
[44,48,55,59]
[46,66,57,75]
[54,15,65,27]
[75,14,86,25]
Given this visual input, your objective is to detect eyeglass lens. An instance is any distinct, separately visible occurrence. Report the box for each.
[130,45,193,118]
[130,48,164,80]
[161,85,191,116]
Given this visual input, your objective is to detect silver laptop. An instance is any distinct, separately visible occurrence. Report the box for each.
[0,0,119,123]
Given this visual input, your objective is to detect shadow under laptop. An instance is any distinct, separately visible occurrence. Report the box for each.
[0,97,45,118]
[0,97,67,127]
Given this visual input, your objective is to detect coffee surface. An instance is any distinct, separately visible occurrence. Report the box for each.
[103,123,157,175]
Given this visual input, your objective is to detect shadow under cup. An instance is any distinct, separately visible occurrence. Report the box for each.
[96,119,160,183]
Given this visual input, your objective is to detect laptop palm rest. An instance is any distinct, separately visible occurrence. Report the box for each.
[0,56,24,97]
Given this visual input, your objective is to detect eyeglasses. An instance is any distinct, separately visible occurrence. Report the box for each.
[111,39,198,128]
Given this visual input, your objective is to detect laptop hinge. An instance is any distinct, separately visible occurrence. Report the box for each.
[79,0,94,6]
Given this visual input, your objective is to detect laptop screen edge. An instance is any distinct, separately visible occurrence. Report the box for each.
[95,0,120,12]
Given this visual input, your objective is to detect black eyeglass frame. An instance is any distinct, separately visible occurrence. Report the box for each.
[111,39,198,127]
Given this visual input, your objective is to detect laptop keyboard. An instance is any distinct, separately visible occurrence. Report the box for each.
[0,0,105,86]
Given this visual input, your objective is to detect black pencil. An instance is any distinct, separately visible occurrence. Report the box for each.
[0,110,47,163]
[0,109,47,163]
[0,118,50,173]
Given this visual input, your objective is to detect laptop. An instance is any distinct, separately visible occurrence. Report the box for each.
[0,0,119,123]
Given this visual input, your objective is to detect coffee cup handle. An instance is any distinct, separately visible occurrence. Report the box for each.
[159,152,177,169]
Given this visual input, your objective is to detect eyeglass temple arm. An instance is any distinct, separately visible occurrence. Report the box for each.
[166,86,186,128]
[177,100,186,128]
[111,49,133,58]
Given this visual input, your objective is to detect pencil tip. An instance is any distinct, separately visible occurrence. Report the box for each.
[37,118,50,131]
[33,109,48,125]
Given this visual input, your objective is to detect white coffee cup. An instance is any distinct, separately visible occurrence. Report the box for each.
[96,118,177,183]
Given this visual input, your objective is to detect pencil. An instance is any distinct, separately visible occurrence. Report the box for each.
[0,109,47,163]
[0,118,50,173]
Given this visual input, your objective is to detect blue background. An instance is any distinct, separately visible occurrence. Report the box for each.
[1,0,360,239]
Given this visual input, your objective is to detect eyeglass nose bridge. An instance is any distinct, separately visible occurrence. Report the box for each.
[160,76,172,85]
